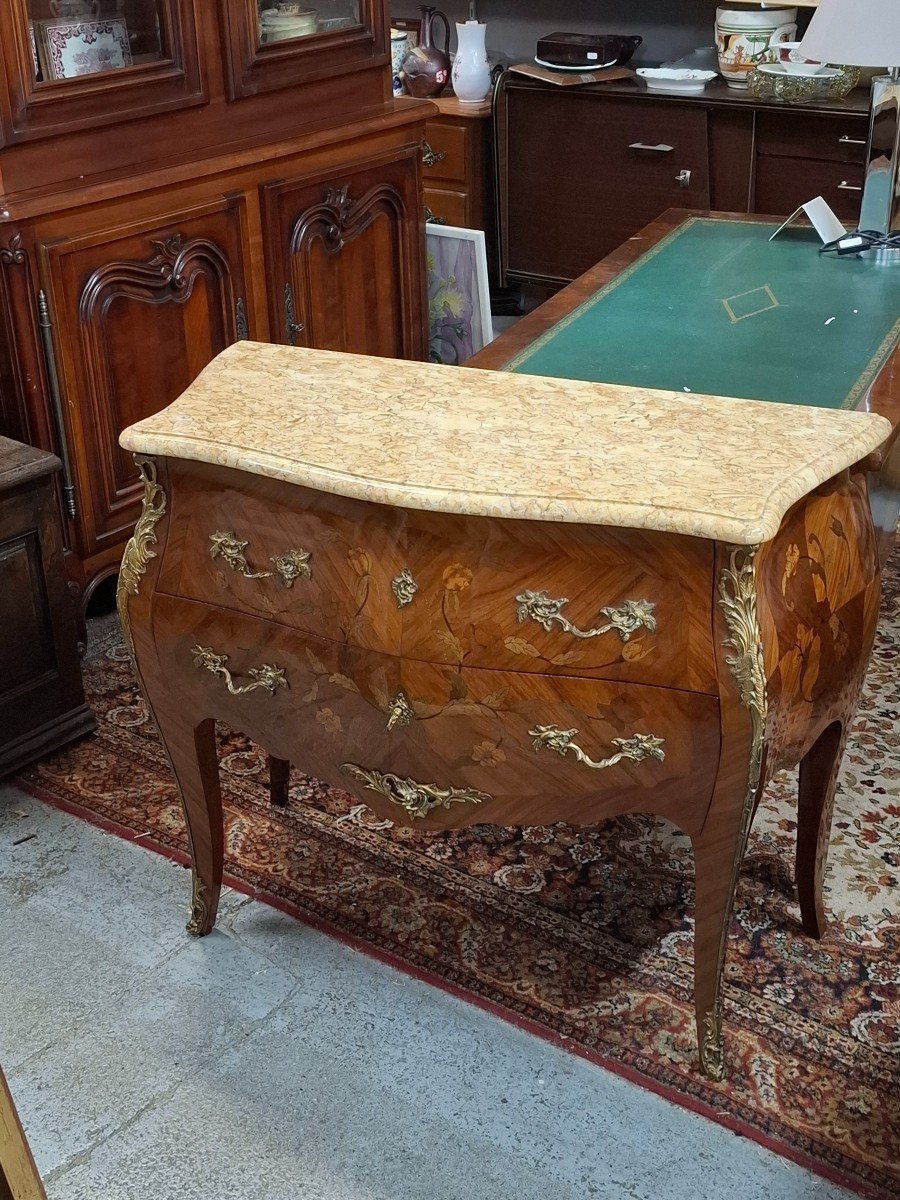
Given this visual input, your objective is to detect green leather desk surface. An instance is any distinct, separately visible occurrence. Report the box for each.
[505,219,900,410]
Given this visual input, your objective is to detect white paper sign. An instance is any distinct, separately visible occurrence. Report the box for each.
[769,196,847,245]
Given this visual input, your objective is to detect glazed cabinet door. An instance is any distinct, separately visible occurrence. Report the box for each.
[218,0,386,101]
[0,0,204,145]
[37,195,255,563]
[262,152,427,360]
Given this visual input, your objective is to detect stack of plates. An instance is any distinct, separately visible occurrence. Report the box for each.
[260,8,318,42]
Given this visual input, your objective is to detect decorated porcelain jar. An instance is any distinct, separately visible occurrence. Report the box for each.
[451,20,491,104]
[715,6,797,89]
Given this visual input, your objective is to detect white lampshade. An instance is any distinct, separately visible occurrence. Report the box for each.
[799,0,900,67]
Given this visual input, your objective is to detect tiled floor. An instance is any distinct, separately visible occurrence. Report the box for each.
[1,785,855,1200]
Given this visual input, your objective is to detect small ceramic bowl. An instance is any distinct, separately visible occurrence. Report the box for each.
[770,41,825,73]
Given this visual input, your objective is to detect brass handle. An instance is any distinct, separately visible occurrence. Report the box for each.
[424,206,447,226]
[838,135,866,145]
[837,181,862,192]
[422,140,446,167]
[341,763,490,821]
[529,726,665,770]
[515,591,656,642]
[386,691,415,730]
[192,645,288,696]
[209,531,311,587]
[629,142,674,153]
[391,567,418,608]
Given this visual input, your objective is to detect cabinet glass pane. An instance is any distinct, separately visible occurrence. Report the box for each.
[27,0,166,84]
[257,1,360,47]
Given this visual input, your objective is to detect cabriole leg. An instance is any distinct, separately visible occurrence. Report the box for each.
[152,712,224,936]
[797,720,847,940]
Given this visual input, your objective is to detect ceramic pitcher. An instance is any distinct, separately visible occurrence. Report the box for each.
[715,6,797,89]
[401,5,451,98]
[451,20,491,104]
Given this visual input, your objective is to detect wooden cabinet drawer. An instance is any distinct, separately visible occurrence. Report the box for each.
[401,511,717,693]
[755,112,869,164]
[424,186,471,227]
[342,661,720,831]
[157,461,404,655]
[148,593,401,791]
[755,156,864,222]
[423,120,468,184]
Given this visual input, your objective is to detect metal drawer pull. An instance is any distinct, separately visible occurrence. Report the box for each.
[387,691,416,729]
[341,763,490,821]
[209,531,312,587]
[422,140,446,167]
[192,645,288,696]
[629,142,674,152]
[530,726,666,770]
[837,181,862,192]
[838,135,866,145]
[516,591,656,642]
[392,567,419,608]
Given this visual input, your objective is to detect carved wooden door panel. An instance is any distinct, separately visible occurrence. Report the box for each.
[262,152,427,361]
[37,195,254,562]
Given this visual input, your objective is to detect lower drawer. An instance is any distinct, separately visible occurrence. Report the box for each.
[755,156,864,223]
[145,595,720,835]
[425,186,471,228]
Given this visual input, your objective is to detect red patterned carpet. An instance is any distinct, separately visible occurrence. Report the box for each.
[18,548,900,1199]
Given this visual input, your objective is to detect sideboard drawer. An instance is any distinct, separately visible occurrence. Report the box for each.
[157,461,405,654]
[423,120,468,184]
[340,660,720,831]
[755,112,869,165]
[424,185,470,227]
[401,511,717,693]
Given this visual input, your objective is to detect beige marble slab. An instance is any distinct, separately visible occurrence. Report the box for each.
[120,342,891,545]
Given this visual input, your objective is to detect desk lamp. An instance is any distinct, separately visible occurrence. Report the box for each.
[801,0,900,256]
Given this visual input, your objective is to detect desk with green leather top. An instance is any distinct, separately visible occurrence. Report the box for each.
[470,210,900,557]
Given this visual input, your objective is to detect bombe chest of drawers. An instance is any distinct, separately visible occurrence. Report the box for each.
[118,342,889,1079]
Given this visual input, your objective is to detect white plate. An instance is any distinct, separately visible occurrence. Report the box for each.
[637,67,717,93]
[757,63,840,79]
[533,55,619,72]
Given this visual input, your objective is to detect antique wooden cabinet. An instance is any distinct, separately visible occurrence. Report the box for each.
[0,0,430,612]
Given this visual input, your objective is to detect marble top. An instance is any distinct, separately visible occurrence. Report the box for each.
[120,342,891,545]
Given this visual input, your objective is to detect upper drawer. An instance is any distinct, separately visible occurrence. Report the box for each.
[157,460,404,655]
[755,112,869,164]
[423,119,468,184]
[401,510,717,693]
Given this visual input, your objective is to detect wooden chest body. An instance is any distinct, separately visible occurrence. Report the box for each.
[120,449,881,1080]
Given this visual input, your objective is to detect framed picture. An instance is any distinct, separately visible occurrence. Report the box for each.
[426,225,493,365]
[39,18,133,81]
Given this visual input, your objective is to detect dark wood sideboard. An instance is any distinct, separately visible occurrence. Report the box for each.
[0,437,93,777]
[495,73,871,288]
[0,0,432,616]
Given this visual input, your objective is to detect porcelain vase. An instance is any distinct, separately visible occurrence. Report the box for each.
[452,20,491,104]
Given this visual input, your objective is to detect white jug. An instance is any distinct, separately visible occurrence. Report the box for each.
[451,20,491,104]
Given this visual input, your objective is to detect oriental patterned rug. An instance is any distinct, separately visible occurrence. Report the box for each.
[17,549,900,1200]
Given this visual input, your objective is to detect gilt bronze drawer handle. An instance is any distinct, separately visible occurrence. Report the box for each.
[391,567,418,608]
[515,591,656,642]
[422,140,446,167]
[191,645,288,696]
[341,763,490,821]
[529,725,666,770]
[386,691,416,730]
[209,531,312,587]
